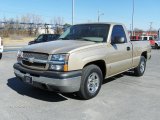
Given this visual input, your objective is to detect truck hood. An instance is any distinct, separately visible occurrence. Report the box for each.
[22,40,95,54]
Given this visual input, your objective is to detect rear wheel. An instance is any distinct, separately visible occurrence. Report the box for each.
[155,44,159,49]
[78,65,103,100]
[134,56,146,76]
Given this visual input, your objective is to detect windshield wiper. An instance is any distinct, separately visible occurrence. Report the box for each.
[76,38,98,43]
[58,38,70,40]
[59,37,99,43]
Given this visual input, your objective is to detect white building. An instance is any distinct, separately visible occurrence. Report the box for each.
[37,25,54,34]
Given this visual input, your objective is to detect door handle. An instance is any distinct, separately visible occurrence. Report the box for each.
[127,47,131,51]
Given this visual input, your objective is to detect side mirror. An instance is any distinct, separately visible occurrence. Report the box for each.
[118,37,125,43]
[112,36,125,44]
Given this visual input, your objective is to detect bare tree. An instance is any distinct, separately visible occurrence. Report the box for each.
[20,14,43,36]
[0,14,66,37]
[51,17,64,34]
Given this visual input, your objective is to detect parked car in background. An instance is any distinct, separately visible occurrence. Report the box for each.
[153,38,160,49]
[140,36,154,41]
[0,37,3,59]
[130,35,141,41]
[140,36,157,48]
[28,34,60,45]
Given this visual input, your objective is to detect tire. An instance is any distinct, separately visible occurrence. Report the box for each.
[155,44,158,49]
[78,65,103,100]
[0,53,2,60]
[134,56,146,76]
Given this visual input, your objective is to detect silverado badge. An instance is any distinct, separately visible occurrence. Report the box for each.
[28,57,35,63]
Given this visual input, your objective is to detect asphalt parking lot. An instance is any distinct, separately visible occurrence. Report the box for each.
[0,49,160,120]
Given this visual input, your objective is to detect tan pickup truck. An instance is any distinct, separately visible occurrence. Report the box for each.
[13,23,151,99]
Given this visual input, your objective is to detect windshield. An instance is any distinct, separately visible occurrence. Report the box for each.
[36,35,44,42]
[59,24,110,42]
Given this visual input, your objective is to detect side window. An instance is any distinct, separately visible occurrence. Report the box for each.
[144,37,147,40]
[36,35,43,42]
[47,35,53,41]
[43,35,47,41]
[111,25,127,44]
[52,35,59,40]
[47,35,59,41]
[149,37,153,40]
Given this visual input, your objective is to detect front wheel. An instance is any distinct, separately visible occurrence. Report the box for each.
[134,56,146,76]
[78,65,103,100]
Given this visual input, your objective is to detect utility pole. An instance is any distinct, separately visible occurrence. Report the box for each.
[158,28,160,38]
[98,10,104,22]
[98,10,100,22]
[130,24,132,35]
[29,23,33,36]
[72,0,74,25]
[132,0,135,36]
[149,22,153,36]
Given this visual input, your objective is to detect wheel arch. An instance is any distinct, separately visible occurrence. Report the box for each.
[83,60,106,79]
[141,51,147,60]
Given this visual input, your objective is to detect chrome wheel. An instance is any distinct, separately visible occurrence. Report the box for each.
[87,72,100,94]
[140,61,145,73]
[78,65,103,99]
[134,56,146,77]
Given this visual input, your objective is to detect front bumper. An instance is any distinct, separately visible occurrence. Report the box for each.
[13,63,82,93]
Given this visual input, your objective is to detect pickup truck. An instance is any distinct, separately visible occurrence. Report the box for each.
[140,36,158,48]
[13,23,151,100]
[0,37,3,59]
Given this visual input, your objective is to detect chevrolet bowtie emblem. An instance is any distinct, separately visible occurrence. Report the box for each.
[28,57,35,63]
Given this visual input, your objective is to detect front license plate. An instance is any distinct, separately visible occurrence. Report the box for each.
[24,76,32,84]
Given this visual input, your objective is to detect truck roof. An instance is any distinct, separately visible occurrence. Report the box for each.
[74,22,124,26]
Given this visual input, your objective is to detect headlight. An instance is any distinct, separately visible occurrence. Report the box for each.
[17,50,23,62]
[49,54,69,71]
[51,54,68,62]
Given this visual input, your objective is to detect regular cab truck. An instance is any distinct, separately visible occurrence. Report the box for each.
[0,37,3,59]
[13,23,151,99]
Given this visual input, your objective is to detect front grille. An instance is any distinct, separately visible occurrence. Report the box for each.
[22,60,46,69]
[23,52,49,60]
[22,52,49,69]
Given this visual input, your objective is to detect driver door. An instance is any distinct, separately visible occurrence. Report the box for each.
[107,25,132,76]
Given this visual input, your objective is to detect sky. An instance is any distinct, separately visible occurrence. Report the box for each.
[0,0,160,30]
